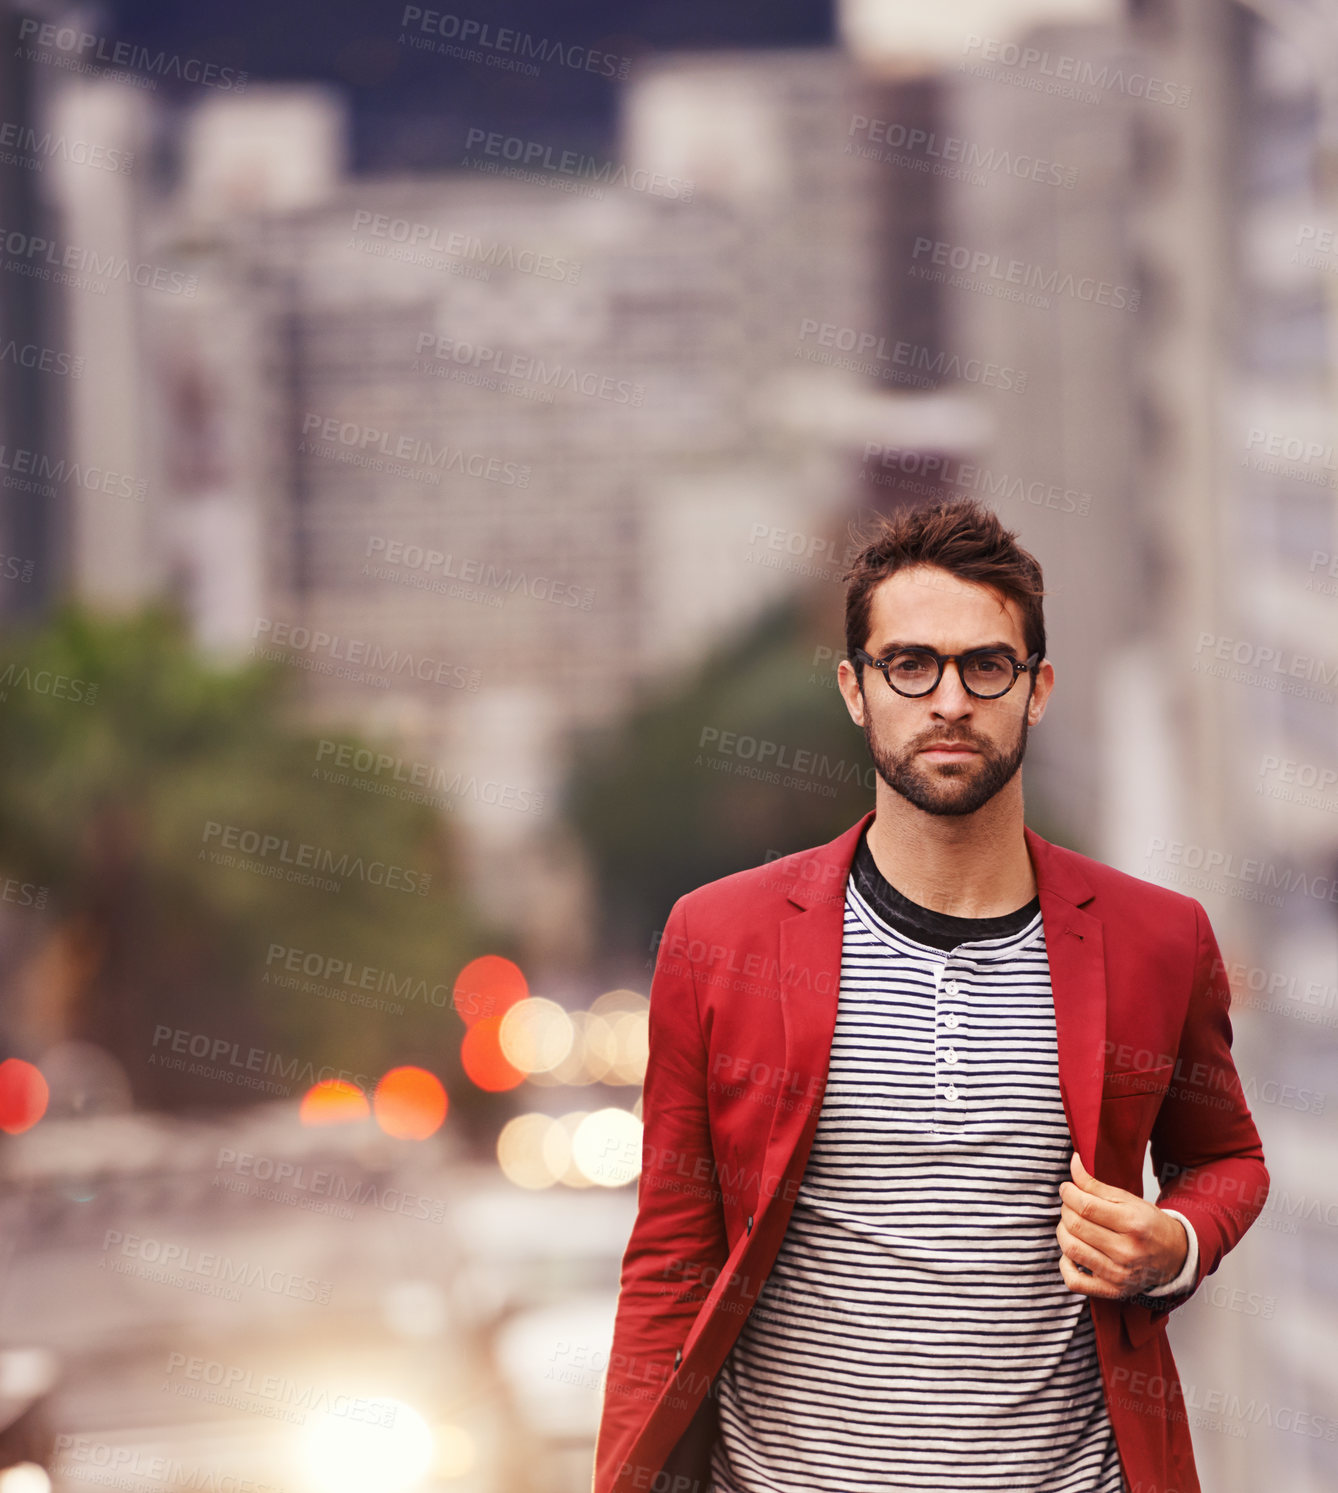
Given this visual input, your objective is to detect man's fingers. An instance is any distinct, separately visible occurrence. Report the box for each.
[1056,1216,1123,1285]
[1069,1150,1131,1204]
[1057,1249,1124,1299]
[1059,1201,1137,1265]
[1058,1179,1133,1230]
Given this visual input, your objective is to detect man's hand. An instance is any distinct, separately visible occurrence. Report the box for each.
[1056,1152,1189,1299]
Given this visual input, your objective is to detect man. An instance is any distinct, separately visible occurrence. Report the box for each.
[592,497,1269,1493]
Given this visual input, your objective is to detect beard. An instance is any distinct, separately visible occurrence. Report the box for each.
[860,687,1032,817]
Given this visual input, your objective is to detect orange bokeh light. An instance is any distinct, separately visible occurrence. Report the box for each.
[461,1017,526,1092]
[373,1065,448,1139]
[299,1079,370,1125]
[453,954,528,1029]
[0,1059,48,1134]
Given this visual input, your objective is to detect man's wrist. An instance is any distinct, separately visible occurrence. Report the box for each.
[1142,1209,1198,1298]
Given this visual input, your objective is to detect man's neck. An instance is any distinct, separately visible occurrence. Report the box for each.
[864,783,1037,918]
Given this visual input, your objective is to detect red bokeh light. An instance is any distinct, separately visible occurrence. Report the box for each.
[373,1065,448,1139]
[0,1059,48,1134]
[453,954,528,1029]
[461,1016,525,1092]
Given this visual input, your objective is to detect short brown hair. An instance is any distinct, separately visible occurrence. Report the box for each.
[841,498,1047,680]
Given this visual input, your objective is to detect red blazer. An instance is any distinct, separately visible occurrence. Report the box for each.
[592,810,1269,1493]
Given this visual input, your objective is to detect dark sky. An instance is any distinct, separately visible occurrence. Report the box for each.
[103,0,835,170]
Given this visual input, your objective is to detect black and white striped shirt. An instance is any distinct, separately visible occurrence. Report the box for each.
[708,834,1133,1492]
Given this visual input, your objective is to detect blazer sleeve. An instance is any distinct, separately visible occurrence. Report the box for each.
[1135,897,1270,1319]
[591,894,729,1493]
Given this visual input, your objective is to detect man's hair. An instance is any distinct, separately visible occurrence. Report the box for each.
[841,497,1048,681]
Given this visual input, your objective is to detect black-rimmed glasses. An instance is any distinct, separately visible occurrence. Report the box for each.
[853,647,1041,699]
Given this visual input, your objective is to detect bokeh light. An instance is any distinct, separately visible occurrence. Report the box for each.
[460,1016,525,1092]
[497,1112,560,1189]
[432,1425,476,1480]
[373,1066,448,1139]
[498,997,573,1076]
[452,954,528,1029]
[571,1107,642,1188]
[299,1079,370,1125]
[301,1396,433,1493]
[0,1059,49,1134]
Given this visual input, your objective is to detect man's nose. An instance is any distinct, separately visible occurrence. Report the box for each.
[930,661,975,713]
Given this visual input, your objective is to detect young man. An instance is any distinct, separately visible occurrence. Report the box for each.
[592,498,1269,1493]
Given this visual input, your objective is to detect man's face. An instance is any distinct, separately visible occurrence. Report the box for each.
[837,564,1054,817]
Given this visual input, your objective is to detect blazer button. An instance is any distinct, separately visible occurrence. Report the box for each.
[746,1214,753,1234]
[673,1347,682,1369]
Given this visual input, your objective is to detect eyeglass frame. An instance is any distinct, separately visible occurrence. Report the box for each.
[851,646,1042,699]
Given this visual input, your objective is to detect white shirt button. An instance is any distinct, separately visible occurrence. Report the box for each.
[945,1047,958,1064]
[944,1083,959,1102]
[946,981,960,996]
[944,1012,959,1029]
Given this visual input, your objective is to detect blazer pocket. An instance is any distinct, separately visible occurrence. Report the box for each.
[1103,1061,1175,1098]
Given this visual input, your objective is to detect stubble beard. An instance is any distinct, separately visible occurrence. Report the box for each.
[859,684,1032,817]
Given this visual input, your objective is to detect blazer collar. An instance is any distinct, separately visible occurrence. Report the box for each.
[783,809,1096,912]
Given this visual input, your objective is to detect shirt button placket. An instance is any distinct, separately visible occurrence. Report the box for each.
[941,968,964,1116]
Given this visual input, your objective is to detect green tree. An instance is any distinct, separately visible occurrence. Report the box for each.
[0,601,491,1119]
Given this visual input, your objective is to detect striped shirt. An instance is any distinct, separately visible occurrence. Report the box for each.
[708,834,1128,1492]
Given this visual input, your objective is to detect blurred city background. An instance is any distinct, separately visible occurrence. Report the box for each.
[0,0,1333,1489]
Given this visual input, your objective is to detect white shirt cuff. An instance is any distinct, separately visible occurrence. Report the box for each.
[1143,1208,1199,1297]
